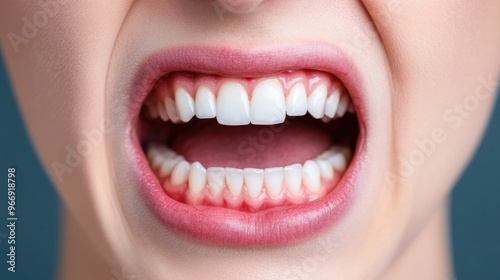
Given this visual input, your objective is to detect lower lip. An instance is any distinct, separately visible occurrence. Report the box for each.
[128,44,368,245]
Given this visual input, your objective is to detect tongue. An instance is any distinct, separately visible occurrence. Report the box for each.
[171,120,332,168]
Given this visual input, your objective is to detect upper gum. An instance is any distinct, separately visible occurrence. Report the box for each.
[150,70,344,102]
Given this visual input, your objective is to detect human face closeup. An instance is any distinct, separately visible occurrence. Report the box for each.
[1,0,500,279]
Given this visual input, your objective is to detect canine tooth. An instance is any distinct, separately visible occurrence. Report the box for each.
[157,101,169,121]
[264,167,284,198]
[188,162,206,196]
[316,160,334,180]
[243,168,264,199]
[328,153,347,172]
[336,94,349,118]
[216,82,250,125]
[308,84,327,119]
[165,97,180,123]
[147,103,159,119]
[170,160,190,186]
[302,160,321,193]
[175,88,195,122]
[195,86,217,119]
[251,79,286,125]
[225,168,244,197]
[284,164,302,196]
[286,83,308,116]
[159,156,184,177]
[207,167,225,196]
[324,90,340,118]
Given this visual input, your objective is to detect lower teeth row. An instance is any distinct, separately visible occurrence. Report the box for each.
[147,144,352,206]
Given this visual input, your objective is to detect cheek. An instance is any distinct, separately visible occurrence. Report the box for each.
[0,2,131,193]
[363,0,500,177]
[0,1,133,258]
[364,0,500,230]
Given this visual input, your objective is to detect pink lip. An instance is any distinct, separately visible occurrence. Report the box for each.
[127,44,368,245]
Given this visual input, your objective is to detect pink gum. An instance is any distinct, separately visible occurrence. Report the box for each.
[148,70,344,102]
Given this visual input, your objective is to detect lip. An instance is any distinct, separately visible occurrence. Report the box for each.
[127,44,368,245]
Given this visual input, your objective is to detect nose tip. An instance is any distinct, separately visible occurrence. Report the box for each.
[214,0,265,13]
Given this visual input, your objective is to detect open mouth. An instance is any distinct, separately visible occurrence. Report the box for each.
[140,70,358,212]
[129,45,367,245]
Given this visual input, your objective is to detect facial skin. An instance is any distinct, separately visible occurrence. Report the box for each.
[1,1,499,279]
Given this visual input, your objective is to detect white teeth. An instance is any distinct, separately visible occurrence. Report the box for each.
[251,79,286,125]
[207,167,226,196]
[148,144,352,201]
[188,162,206,195]
[315,147,349,172]
[157,101,169,121]
[308,84,328,119]
[336,94,349,118]
[264,167,284,198]
[316,160,334,180]
[165,97,180,123]
[160,147,177,159]
[147,144,351,199]
[148,146,166,169]
[149,152,164,169]
[284,164,302,196]
[316,150,335,160]
[159,155,184,177]
[216,82,251,125]
[244,168,264,199]
[328,153,347,172]
[286,83,308,116]
[225,168,244,197]
[150,79,354,125]
[324,90,340,118]
[302,160,321,193]
[175,88,195,122]
[170,160,190,186]
[195,86,217,119]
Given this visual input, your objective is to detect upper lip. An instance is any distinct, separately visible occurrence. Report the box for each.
[127,43,368,245]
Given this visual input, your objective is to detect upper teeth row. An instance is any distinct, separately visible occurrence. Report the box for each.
[145,79,354,125]
[147,143,351,200]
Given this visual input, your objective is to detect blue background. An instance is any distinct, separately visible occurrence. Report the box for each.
[0,55,499,280]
